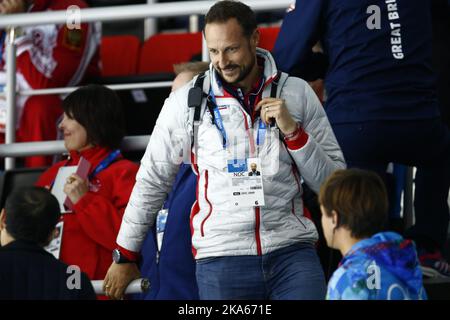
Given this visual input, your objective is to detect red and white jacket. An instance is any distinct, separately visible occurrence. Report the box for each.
[117,48,346,260]
[0,0,100,130]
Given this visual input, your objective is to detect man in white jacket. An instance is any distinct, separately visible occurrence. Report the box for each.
[104,0,345,300]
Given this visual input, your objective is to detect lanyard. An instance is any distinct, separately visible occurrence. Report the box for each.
[208,88,268,151]
[208,88,228,149]
[89,149,121,180]
[50,149,121,188]
[0,31,5,66]
[256,119,267,147]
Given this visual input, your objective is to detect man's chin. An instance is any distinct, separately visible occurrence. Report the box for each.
[219,73,239,85]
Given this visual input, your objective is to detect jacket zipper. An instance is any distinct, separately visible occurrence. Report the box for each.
[292,165,306,229]
[219,76,278,255]
[239,106,264,256]
[200,170,212,237]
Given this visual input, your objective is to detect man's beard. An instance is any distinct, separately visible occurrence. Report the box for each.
[217,56,255,86]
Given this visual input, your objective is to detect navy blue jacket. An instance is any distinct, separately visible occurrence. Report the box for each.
[136,163,199,300]
[273,0,440,124]
[0,240,96,300]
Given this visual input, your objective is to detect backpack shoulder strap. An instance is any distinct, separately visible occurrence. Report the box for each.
[188,72,208,158]
[270,72,280,98]
[270,71,289,98]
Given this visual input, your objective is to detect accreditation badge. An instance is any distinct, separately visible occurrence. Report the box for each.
[227,157,265,208]
[44,221,64,259]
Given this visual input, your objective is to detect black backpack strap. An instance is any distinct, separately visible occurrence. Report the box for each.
[270,71,281,98]
[188,72,206,158]
[267,71,282,128]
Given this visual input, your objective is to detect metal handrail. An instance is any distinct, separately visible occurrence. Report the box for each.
[91,278,150,295]
[0,135,150,157]
[0,1,290,28]
[4,28,16,169]
[1,0,290,168]
[0,81,173,97]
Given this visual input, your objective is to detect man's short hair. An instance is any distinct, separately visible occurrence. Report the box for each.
[319,169,388,239]
[62,84,125,149]
[205,0,257,38]
[4,187,61,246]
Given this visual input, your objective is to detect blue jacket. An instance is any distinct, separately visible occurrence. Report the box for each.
[136,164,199,300]
[327,232,427,300]
[273,0,440,124]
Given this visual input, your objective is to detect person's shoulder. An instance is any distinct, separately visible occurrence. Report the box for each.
[283,72,309,86]
[36,161,66,186]
[43,160,67,174]
[172,78,194,98]
[173,71,211,99]
[115,158,139,168]
[328,265,371,300]
[169,71,211,121]
[106,158,139,175]
[1,243,61,269]
[280,75,310,98]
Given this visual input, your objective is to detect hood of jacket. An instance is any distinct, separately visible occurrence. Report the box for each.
[342,232,424,295]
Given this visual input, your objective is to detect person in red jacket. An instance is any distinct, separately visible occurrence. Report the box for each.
[36,85,138,289]
[0,0,100,167]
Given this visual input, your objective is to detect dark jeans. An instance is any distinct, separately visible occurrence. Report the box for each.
[195,243,326,300]
[332,118,450,249]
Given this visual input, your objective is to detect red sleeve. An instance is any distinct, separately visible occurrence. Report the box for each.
[284,125,309,150]
[72,161,138,252]
[117,245,140,262]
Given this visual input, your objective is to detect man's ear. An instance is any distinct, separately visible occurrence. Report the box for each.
[0,209,6,231]
[331,210,339,229]
[252,29,260,47]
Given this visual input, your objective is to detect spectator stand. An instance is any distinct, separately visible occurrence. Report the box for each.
[2,1,448,298]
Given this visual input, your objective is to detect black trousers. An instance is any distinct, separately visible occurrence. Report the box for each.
[332,118,450,250]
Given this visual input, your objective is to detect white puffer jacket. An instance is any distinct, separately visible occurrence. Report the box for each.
[117,49,346,259]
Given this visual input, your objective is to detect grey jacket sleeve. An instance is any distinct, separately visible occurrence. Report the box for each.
[283,77,346,193]
[116,88,190,253]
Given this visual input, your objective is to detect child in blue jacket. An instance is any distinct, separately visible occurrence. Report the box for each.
[319,169,427,300]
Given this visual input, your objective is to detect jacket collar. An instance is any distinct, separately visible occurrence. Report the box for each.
[67,146,114,175]
[209,47,279,98]
[0,239,52,257]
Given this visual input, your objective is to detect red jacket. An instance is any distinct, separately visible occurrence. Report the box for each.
[36,146,138,280]
[1,0,100,90]
[1,0,100,167]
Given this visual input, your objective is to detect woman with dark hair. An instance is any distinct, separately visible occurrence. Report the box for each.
[36,85,139,287]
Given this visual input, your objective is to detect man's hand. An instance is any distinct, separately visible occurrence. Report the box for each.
[103,262,141,300]
[63,174,88,204]
[255,98,298,136]
[0,0,27,14]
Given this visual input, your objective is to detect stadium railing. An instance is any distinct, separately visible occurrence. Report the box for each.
[0,0,291,169]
